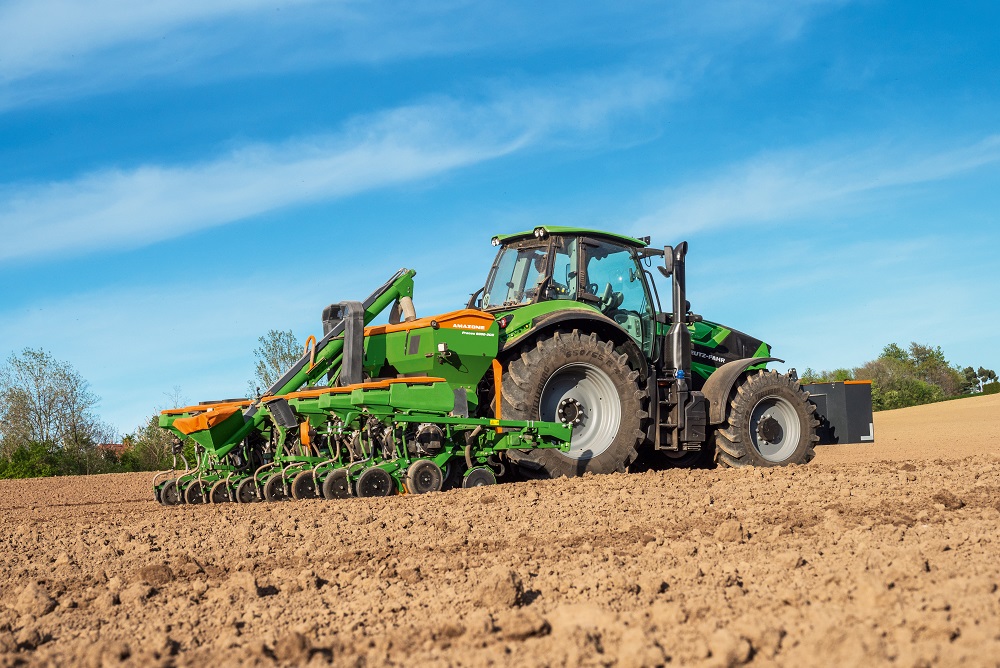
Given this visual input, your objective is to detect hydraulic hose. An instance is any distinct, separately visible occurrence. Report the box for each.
[464,425,484,469]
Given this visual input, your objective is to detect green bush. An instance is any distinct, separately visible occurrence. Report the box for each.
[984,382,1000,396]
[0,442,58,479]
[871,377,944,411]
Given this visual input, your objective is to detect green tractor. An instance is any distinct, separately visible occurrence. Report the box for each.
[154,227,821,504]
[474,226,818,477]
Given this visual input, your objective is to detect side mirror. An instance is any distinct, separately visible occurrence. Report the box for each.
[658,246,674,278]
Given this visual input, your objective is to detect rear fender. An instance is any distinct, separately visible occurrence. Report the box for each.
[501,308,648,379]
[702,357,784,425]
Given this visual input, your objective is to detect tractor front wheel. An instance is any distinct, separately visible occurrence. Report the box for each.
[715,370,819,468]
[501,330,647,478]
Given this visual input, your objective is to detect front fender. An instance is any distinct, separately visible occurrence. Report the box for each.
[702,357,784,425]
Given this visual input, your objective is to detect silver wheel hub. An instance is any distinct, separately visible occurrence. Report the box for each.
[540,363,621,460]
[748,396,801,463]
[557,397,585,425]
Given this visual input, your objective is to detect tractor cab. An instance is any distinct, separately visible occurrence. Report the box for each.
[480,226,663,355]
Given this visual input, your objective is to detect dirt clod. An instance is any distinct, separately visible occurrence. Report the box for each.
[708,629,752,667]
[273,631,311,663]
[226,570,259,597]
[85,641,131,668]
[118,582,154,606]
[14,583,56,618]
[475,569,524,609]
[495,609,549,640]
[133,563,174,586]
[714,519,745,543]
[931,490,964,510]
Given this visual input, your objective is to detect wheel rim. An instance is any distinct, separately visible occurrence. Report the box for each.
[162,480,181,506]
[293,471,317,499]
[463,467,495,487]
[324,470,352,499]
[185,481,204,504]
[211,481,230,503]
[265,475,286,501]
[539,363,621,460]
[408,461,443,494]
[358,468,393,497]
[748,395,802,463]
[236,479,257,503]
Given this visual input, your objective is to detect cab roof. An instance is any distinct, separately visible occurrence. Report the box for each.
[492,226,650,248]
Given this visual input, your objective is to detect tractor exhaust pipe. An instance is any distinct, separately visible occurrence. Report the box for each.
[659,242,691,374]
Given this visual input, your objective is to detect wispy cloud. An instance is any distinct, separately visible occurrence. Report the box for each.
[0,0,849,110]
[632,135,1000,235]
[0,0,322,83]
[0,72,670,263]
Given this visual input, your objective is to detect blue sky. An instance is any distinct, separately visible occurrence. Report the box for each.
[1,0,998,435]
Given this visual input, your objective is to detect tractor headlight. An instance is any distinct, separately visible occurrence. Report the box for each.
[491,237,500,246]
[533,227,547,239]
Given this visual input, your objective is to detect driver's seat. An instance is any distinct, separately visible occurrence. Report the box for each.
[599,283,624,312]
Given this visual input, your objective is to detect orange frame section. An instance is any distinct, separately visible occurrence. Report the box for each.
[270,376,448,401]
[363,309,494,337]
[161,400,252,416]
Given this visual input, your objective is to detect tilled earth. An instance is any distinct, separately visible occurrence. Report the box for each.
[1,395,999,667]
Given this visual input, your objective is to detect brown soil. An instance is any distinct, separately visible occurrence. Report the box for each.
[2,396,999,667]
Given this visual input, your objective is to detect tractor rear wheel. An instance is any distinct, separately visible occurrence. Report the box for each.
[715,370,819,468]
[501,330,646,478]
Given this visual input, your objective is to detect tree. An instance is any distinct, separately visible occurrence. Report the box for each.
[800,368,854,384]
[248,329,303,397]
[977,367,998,392]
[123,414,181,471]
[881,343,909,363]
[907,343,964,397]
[848,341,991,411]
[961,366,980,394]
[0,348,116,464]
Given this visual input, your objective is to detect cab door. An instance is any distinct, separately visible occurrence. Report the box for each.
[580,238,656,356]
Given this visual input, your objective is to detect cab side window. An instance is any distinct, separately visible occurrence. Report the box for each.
[547,237,578,301]
[582,240,655,354]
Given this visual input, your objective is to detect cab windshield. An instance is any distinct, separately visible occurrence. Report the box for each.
[482,242,547,309]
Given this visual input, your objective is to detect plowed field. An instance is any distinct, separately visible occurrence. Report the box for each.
[2,395,999,667]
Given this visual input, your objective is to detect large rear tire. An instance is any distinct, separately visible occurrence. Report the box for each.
[715,370,818,468]
[501,330,647,478]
